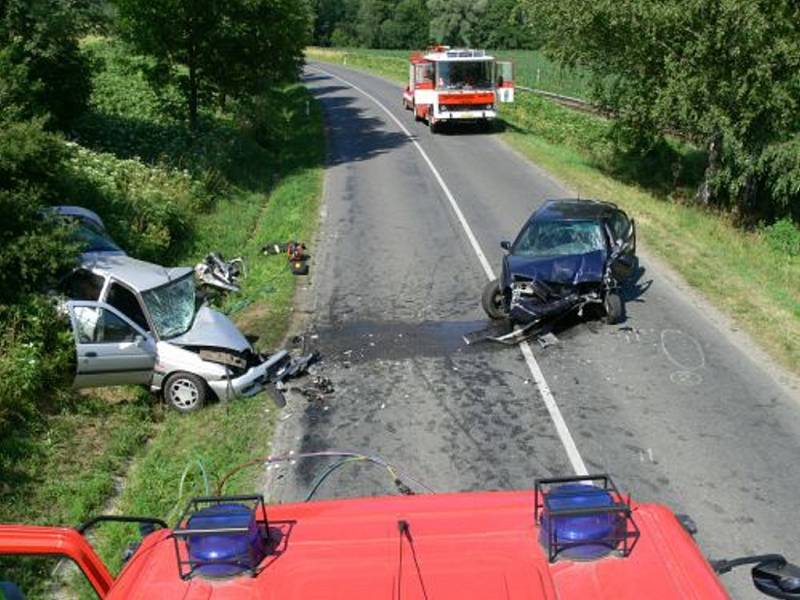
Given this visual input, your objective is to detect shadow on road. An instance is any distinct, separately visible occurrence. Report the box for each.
[309,84,409,167]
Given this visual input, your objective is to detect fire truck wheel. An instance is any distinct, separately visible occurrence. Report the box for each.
[430,119,440,134]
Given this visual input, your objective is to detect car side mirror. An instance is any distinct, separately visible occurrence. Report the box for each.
[753,558,800,598]
[500,241,511,252]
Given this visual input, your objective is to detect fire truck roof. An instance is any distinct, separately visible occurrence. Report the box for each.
[422,49,495,62]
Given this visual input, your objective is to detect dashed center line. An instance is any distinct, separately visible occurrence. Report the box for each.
[307,65,589,476]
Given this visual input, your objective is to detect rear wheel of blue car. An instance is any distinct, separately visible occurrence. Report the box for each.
[604,292,624,325]
[165,372,207,413]
[482,279,508,320]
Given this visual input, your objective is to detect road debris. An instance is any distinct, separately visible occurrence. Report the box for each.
[290,375,335,403]
[537,332,559,349]
[262,240,310,275]
[195,252,245,293]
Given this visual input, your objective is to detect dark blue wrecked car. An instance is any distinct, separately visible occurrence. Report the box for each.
[482,198,636,326]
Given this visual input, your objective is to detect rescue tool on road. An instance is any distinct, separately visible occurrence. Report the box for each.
[1,453,797,599]
[402,46,514,132]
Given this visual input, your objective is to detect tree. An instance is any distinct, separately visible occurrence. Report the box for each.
[356,0,393,48]
[0,0,92,128]
[312,0,359,46]
[380,0,430,50]
[473,0,540,50]
[115,0,311,128]
[522,0,800,214]
[427,0,488,47]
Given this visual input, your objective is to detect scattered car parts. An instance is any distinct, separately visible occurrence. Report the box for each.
[194,252,245,294]
[262,240,310,275]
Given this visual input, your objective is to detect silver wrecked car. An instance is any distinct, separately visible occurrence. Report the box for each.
[56,209,287,412]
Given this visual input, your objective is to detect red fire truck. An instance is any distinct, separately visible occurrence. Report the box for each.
[1,454,798,599]
[402,46,514,132]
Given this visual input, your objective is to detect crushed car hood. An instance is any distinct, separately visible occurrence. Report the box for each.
[507,250,605,285]
[169,306,250,352]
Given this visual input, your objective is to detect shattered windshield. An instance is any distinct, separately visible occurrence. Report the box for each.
[141,274,197,339]
[436,60,492,90]
[514,220,606,258]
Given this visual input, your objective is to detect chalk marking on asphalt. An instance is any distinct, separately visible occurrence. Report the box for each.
[308,66,589,476]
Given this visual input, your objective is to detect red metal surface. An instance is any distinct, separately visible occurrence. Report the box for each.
[438,92,495,105]
[0,525,114,597]
[95,491,729,599]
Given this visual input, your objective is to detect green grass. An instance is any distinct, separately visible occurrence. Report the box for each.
[308,47,800,375]
[0,392,154,595]
[0,38,324,599]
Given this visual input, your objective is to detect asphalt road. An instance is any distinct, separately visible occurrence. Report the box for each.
[267,62,800,599]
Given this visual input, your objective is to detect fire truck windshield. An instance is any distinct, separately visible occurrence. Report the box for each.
[436,60,492,90]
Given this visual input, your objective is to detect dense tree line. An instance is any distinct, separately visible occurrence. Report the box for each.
[523,0,800,221]
[311,0,539,49]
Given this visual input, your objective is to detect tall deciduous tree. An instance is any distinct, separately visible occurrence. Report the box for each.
[115,0,311,128]
[522,0,800,213]
[0,0,91,128]
[356,0,393,48]
[427,0,488,47]
[473,0,539,50]
[380,0,430,49]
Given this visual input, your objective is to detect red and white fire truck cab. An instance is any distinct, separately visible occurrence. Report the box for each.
[402,46,514,132]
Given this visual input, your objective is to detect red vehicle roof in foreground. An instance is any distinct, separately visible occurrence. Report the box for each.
[98,490,728,600]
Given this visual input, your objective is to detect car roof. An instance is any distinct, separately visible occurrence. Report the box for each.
[50,205,107,230]
[80,254,192,292]
[531,198,619,222]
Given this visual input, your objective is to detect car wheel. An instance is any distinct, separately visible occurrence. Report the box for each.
[164,372,207,413]
[482,279,508,320]
[604,292,624,324]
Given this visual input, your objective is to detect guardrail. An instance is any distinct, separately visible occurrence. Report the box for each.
[516,85,602,115]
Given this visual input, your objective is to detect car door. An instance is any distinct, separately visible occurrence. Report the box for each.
[608,211,636,280]
[66,301,156,388]
[495,60,514,102]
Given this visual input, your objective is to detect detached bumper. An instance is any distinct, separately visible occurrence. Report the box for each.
[207,350,289,401]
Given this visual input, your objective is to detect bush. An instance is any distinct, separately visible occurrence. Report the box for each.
[0,0,92,128]
[0,119,79,304]
[59,144,205,263]
[763,219,800,258]
[0,299,75,441]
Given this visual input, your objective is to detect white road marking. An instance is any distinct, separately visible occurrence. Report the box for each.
[309,66,589,476]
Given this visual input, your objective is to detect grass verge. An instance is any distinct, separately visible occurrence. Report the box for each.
[307,47,800,376]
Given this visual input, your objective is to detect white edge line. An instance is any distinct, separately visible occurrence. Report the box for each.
[308,65,589,477]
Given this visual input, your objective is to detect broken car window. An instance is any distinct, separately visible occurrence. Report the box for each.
[73,306,137,343]
[610,211,630,242]
[141,274,197,339]
[107,282,150,331]
[60,269,105,301]
[514,221,606,258]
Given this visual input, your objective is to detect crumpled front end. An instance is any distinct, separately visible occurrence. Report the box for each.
[206,350,289,401]
[508,279,585,324]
